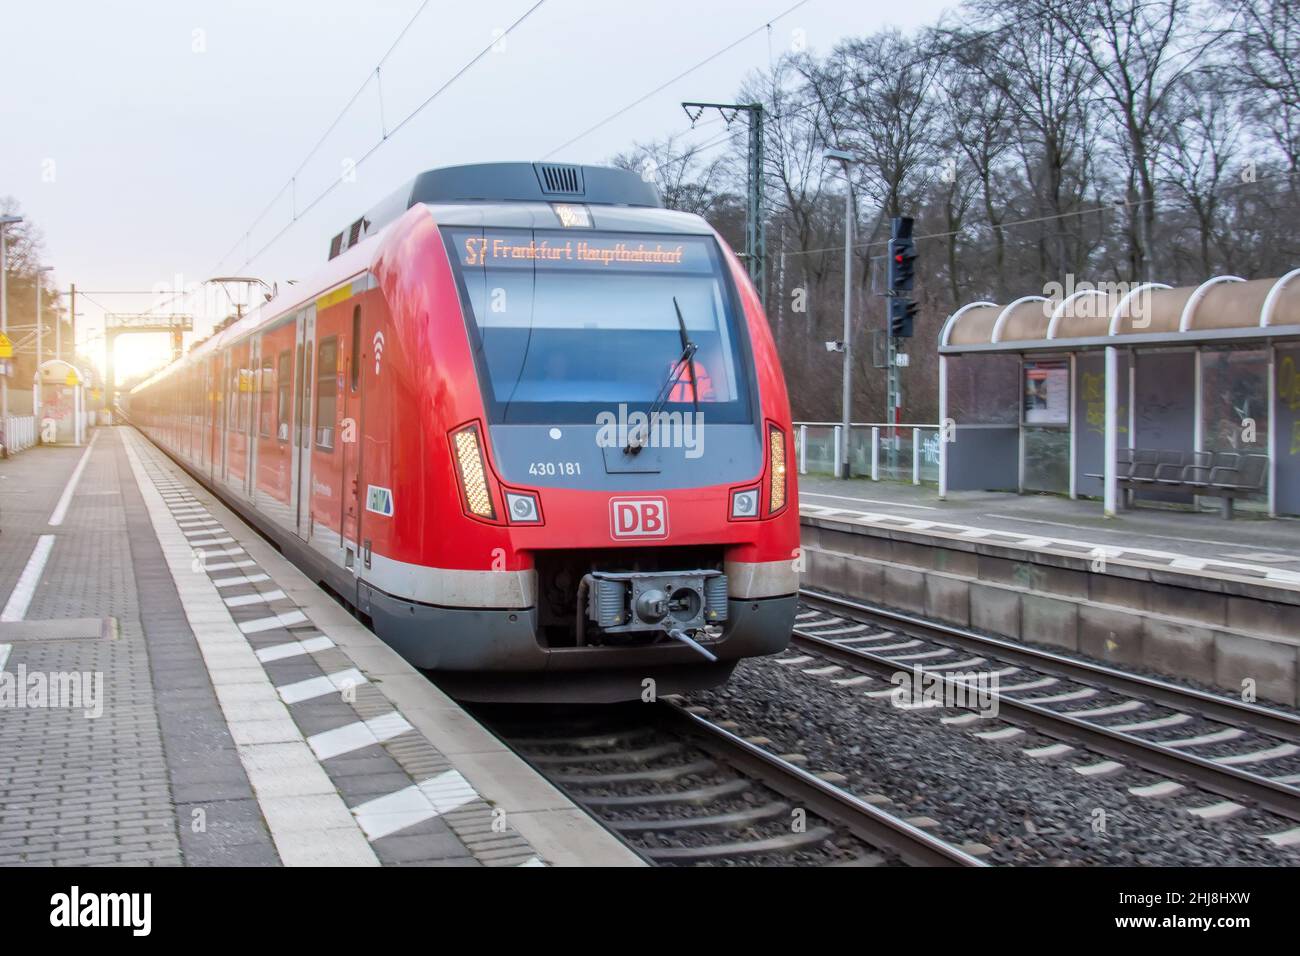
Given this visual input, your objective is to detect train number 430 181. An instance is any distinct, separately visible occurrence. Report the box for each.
[528,461,581,476]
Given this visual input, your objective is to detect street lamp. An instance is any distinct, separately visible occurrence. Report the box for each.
[823,150,857,479]
[34,266,54,427]
[0,214,25,425]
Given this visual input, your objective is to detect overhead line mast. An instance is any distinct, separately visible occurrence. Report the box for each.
[682,102,766,307]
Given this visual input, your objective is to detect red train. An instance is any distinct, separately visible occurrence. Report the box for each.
[128,162,800,701]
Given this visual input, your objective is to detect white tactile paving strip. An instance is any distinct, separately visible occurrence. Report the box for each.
[122,436,382,866]
[121,430,550,867]
[352,771,480,841]
[799,504,1300,588]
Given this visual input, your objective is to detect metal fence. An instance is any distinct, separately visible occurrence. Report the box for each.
[793,421,942,485]
[1,415,37,455]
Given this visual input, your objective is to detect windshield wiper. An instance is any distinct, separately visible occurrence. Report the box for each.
[624,296,698,455]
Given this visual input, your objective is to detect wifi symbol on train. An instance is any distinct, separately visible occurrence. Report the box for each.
[372,331,385,375]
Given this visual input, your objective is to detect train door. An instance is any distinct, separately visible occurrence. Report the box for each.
[287,318,302,533]
[199,372,206,466]
[340,304,365,572]
[219,350,231,482]
[246,337,261,501]
[292,307,316,540]
[226,342,248,492]
[207,356,220,480]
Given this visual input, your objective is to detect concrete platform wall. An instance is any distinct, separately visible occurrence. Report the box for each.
[801,520,1300,707]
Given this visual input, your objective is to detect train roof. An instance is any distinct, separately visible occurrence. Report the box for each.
[329,162,661,261]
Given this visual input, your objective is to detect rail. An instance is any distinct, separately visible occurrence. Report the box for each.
[660,699,987,866]
[796,589,1300,823]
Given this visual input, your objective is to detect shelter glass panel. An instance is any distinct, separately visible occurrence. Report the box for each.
[1023,427,1070,494]
[946,354,1019,425]
[1202,347,1269,510]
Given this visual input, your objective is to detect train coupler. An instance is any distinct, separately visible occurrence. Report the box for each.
[581,569,727,640]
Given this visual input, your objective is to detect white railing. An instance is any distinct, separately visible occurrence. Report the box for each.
[2,415,37,455]
[794,421,942,485]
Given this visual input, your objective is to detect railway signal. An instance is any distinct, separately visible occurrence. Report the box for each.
[885,217,916,339]
[887,232,916,294]
[889,297,918,338]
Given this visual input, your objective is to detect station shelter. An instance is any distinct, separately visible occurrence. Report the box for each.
[936,272,1300,517]
[34,359,88,446]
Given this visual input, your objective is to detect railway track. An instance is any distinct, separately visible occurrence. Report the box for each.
[475,700,985,867]
[795,588,1300,827]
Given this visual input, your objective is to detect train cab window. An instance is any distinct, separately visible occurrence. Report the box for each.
[315,338,338,451]
[277,351,292,442]
[350,306,361,392]
[443,227,753,424]
[259,357,274,437]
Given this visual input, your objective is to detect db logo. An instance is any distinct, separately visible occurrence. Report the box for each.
[609,497,669,540]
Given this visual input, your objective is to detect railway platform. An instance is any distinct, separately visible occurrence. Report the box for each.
[797,478,1300,707]
[0,425,641,867]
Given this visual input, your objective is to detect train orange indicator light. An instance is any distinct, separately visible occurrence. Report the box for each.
[768,425,787,513]
[453,425,495,519]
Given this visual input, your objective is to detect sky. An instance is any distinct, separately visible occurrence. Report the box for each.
[1,0,957,381]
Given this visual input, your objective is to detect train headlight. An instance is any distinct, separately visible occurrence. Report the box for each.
[505,491,541,524]
[730,487,759,519]
[452,424,495,519]
[768,425,787,513]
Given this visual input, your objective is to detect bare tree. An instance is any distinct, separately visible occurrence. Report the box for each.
[935,30,1018,298]
[0,197,62,382]
[969,2,1101,285]
[740,57,840,338]
[800,29,942,226]
[1226,0,1300,169]
[609,134,732,217]
[1158,68,1242,277]
[1048,0,1226,278]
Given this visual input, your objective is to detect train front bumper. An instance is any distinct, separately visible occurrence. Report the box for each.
[357,581,796,701]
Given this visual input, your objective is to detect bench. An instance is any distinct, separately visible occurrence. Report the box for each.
[1086,448,1268,518]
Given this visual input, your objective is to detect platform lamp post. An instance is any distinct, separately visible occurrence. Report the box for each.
[34,265,53,426]
[0,214,24,427]
[824,149,858,478]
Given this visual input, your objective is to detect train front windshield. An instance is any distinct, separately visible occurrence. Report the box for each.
[444,227,754,424]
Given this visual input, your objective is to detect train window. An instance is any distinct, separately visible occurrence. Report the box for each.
[259,356,274,437]
[315,338,338,451]
[277,351,292,442]
[239,364,252,433]
[350,306,361,393]
[228,363,238,427]
[443,227,754,424]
